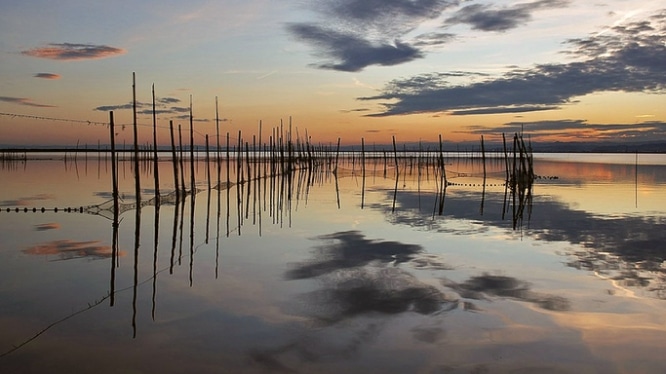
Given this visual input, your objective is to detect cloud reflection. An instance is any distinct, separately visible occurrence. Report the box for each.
[286,231,426,280]
[261,230,571,371]
[373,185,666,299]
[0,193,55,207]
[300,267,458,324]
[22,240,124,261]
[34,223,60,231]
[443,273,570,311]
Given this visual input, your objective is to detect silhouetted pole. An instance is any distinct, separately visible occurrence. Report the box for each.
[481,135,487,179]
[502,133,509,182]
[109,111,118,307]
[152,83,160,202]
[109,111,119,215]
[392,136,399,176]
[178,125,186,193]
[169,121,179,196]
[132,72,141,206]
[216,97,221,187]
[361,137,366,209]
[189,96,195,196]
[205,135,211,244]
[439,134,447,185]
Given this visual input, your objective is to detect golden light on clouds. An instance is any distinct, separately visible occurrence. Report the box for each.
[21,43,126,61]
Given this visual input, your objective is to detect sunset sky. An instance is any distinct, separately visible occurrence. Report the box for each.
[1,0,665,147]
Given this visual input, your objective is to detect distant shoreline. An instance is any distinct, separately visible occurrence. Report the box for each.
[1,148,664,154]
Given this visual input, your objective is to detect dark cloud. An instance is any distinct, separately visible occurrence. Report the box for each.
[158,97,181,104]
[412,32,457,47]
[137,109,173,115]
[319,0,453,20]
[0,96,56,108]
[313,0,457,35]
[168,106,191,113]
[93,102,135,112]
[470,120,666,142]
[33,73,61,80]
[288,1,458,71]
[445,0,570,32]
[93,98,189,117]
[21,43,126,61]
[287,23,423,72]
[340,108,371,113]
[450,105,560,115]
[172,114,211,122]
[360,14,666,116]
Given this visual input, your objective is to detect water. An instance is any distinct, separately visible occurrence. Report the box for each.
[1,153,665,373]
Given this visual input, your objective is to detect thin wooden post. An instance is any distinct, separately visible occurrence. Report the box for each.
[109,111,119,214]
[361,138,366,209]
[502,133,509,182]
[392,136,399,176]
[152,84,160,202]
[189,96,195,196]
[481,135,487,180]
[439,134,446,185]
[169,121,179,196]
[132,72,141,206]
[178,125,186,193]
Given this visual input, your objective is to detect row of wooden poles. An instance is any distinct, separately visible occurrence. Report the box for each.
[106,74,535,212]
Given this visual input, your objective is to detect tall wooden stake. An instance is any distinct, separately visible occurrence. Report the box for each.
[132,72,141,206]
[152,83,160,201]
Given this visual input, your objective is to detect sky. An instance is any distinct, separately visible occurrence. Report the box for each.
[1,0,665,147]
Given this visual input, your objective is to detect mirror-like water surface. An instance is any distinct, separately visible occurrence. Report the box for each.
[1,153,665,373]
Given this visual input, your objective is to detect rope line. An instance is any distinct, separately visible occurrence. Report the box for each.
[0,112,235,141]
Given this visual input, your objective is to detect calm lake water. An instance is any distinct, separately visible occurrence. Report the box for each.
[1,152,665,373]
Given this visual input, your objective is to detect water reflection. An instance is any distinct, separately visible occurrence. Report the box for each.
[287,231,457,324]
[22,239,124,260]
[286,231,433,279]
[1,153,666,372]
[372,178,666,300]
[442,274,570,311]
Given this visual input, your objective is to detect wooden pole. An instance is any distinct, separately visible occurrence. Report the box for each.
[152,84,160,201]
[361,138,366,209]
[110,111,118,307]
[169,121,179,196]
[132,72,141,206]
[392,136,399,176]
[502,133,509,182]
[178,125,186,193]
[439,134,446,185]
[481,135,487,180]
[109,111,119,214]
[216,97,221,188]
[189,96,195,196]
